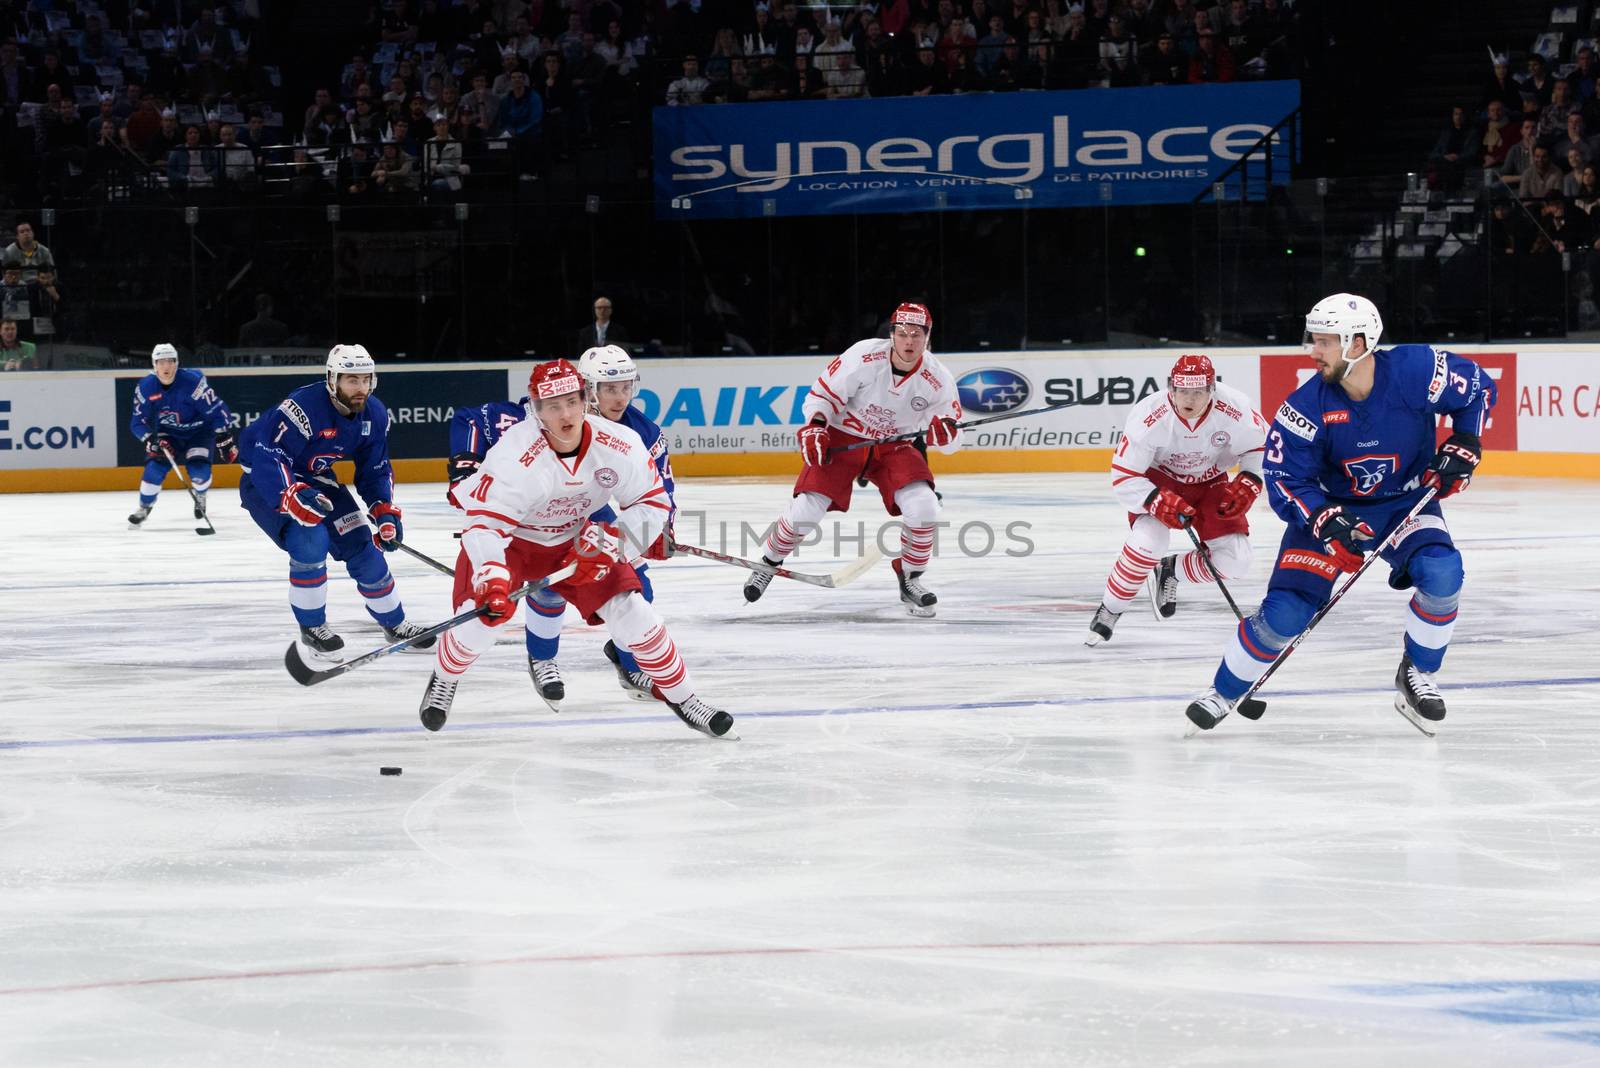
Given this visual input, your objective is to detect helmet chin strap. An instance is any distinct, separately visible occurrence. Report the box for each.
[1341,334,1372,367]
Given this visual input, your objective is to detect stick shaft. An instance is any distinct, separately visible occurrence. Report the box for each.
[162,444,217,534]
[396,541,458,578]
[830,388,1108,455]
[1183,522,1244,621]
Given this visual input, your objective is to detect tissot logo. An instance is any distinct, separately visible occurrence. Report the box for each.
[957,369,1031,414]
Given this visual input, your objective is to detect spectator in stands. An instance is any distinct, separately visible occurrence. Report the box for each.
[238,293,289,347]
[242,115,269,155]
[0,39,32,109]
[343,55,376,101]
[340,142,376,200]
[1219,0,1260,65]
[143,108,184,164]
[189,45,229,106]
[534,53,573,157]
[1479,99,1516,170]
[557,12,587,65]
[1099,15,1139,87]
[1554,112,1598,170]
[1525,54,1555,109]
[1429,105,1479,191]
[126,95,164,158]
[203,111,226,148]
[499,69,543,180]
[665,54,710,106]
[350,97,383,141]
[720,57,755,103]
[1144,32,1186,85]
[1538,81,1573,146]
[1479,54,1521,117]
[1534,191,1588,257]
[1500,117,1538,190]
[598,19,642,79]
[577,295,626,349]
[1188,27,1234,83]
[745,4,778,56]
[373,139,418,195]
[305,88,335,134]
[113,83,142,121]
[168,126,220,191]
[147,41,187,100]
[88,92,129,151]
[770,0,801,59]
[706,27,742,86]
[948,47,983,92]
[1162,0,1194,39]
[1574,165,1600,216]
[976,14,1009,77]
[1056,7,1100,89]
[1520,145,1563,202]
[825,50,867,98]
[78,13,121,66]
[425,115,469,194]
[750,52,791,99]
[903,46,949,95]
[43,99,87,193]
[381,0,420,47]
[1565,149,1589,196]
[217,123,258,190]
[1570,46,1598,106]
[569,34,607,140]
[866,41,904,97]
[2,222,53,299]
[186,8,232,62]
[936,15,975,73]
[0,317,36,371]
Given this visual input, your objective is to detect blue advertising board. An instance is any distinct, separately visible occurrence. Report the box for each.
[653,81,1299,218]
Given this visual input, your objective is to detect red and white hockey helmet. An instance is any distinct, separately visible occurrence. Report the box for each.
[529,359,584,404]
[1168,354,1216,393]
[891,301,932,335]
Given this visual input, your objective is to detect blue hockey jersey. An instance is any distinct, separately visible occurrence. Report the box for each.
[1264,344,1496,528]
[240,382,395,505]
[129,367,233,441]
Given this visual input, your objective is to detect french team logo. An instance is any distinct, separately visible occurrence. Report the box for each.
[956,368,1030,414]
[1343,454,1399,497]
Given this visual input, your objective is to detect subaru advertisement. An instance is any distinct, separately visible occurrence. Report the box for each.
[653,81,1299,219]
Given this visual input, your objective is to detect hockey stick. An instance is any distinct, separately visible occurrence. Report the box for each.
[829,388,1110,455]
[1186,487,1439,734]
[672,539,883,589]
[283,563,578,686]
[161,444,217,536]
[396,541,458,578]
[1182,521,1244,622]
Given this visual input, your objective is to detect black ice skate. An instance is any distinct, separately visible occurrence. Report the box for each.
[1146,555,1178,619]
[1394,654,1445,736]
[1185,687,1236,731]
[383,618,437,651]
[419,671,459,732]
[192,492,207,520]
[666,694,738,739]
[1085,603,1120,646]
[127,504,152,526]
[298,623,346,657]
[742,560,780,603]
[528,657,565,712]
[893,558,937,617]
[603,640,657,701]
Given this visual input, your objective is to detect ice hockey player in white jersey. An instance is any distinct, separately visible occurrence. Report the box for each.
[744,301,963,616]
[1086,354,1269,645]
[426,359,734,739]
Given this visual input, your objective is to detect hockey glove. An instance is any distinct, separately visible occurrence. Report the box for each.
[369,502,403,551]
[798,419,830,467]
[925,415,959,448]
[471,562,514,626]
[564,520,626,586]
[143,431,174,460]
[1214,471,1263,518]
[1310,504,1375,573]
[447,451,483,487]
[1146,486,1198,530]
[281,483,334,527]
[645,524,675,561]
[213,426,239,464]
[1423,431,1481,498]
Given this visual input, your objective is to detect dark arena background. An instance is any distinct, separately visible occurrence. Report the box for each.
[2,1,1599,1063]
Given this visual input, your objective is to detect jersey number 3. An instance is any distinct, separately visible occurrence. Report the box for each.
[1265,429,1285,464]
[469,475,494,503]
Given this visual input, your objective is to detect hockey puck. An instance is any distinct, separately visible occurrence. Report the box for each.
[380,766,403,776]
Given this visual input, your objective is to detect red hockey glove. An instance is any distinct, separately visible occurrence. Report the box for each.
[563,521,625,587]
[1145,486,1198,530]
[925,415,959,448]
[798,420,830,467]
[143,431,174,461]
[1423,431,1481,498]
[645,525,675,561]
[471,563,514,626]
[369,502,403,551]
[281,483,334,527]
[1311,504,1375,573]
[1214,471,1263,518]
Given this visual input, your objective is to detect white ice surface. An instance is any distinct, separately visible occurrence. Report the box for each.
[2,473,1599,1066]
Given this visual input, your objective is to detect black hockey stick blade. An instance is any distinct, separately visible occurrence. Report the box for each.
[1236,697,1266,720]
[195,525,216,536]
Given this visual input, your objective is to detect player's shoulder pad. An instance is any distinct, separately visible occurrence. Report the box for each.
[1274,378,1324,443]
[134,372,158,396]
[276,394,316,438]
[1127,388,1171,433]
[918,350,959,392]
[1212,380,1256,421]
[620,405,665,443]
[839,336,890,366]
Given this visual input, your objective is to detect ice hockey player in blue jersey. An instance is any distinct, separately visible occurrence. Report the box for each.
[1185,294,1495,734]
[444,344,675,711]
[126,343,237,527]
[237,344,434,657]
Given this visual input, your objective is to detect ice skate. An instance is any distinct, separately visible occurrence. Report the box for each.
[298,623,346,658]
[1393,654,1444,736]
[893,558,937,617]
[1185,687,1236,731]
[666,694,738,739]
[528,657,565,712]
[127,504,153,527]
[383,618,437,651]
[743,560,779,603]
[192,492,207,520]
[419,671,459,732]
[1146,555,1178,619]
[1085,603,1120,646]
[603,640,656,701]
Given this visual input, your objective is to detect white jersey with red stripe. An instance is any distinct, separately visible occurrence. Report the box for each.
[1110,382,1269,511]
[800,337,964,453]
[449,413,670,571]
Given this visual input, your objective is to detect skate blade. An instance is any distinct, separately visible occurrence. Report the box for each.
[1392,695,1438,737]
[1084,633,1106,647]
[623,688,656,702]
[904,603,937,618]
[296,641,346,667]
[538,696,563,714]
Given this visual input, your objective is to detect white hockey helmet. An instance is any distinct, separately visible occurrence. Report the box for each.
[325,343,377,397]
[576,344,638,408]
[1304,293,1383,365]
[151,342,179,366]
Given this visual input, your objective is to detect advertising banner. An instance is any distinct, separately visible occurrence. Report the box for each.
[0,376,117,468]
[1510,350,1600,453]
[653,82,1300,218]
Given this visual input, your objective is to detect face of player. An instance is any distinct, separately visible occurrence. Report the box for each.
[537,390,586,449]
[1308,332,1365,383]
[1169,386,1210,420]
[334,372,374,411]
[891,323,927,368]
[592,380,635,422]
[154,357,178,385]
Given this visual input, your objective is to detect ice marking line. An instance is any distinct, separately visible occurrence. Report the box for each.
[4,939,1600,999]
[2,675,1597,751]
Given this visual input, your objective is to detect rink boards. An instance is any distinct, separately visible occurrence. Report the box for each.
[2,344,1596,492]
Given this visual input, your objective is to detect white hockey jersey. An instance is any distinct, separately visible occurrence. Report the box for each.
[450,414,671,571]
[801,337,964,453]
[1110,382,1269,512]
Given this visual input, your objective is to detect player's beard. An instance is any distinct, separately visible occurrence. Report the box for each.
[338,389,368,413]
[1316,359,1347,385]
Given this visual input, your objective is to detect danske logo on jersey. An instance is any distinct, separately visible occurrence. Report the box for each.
[957,369,1031,414]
